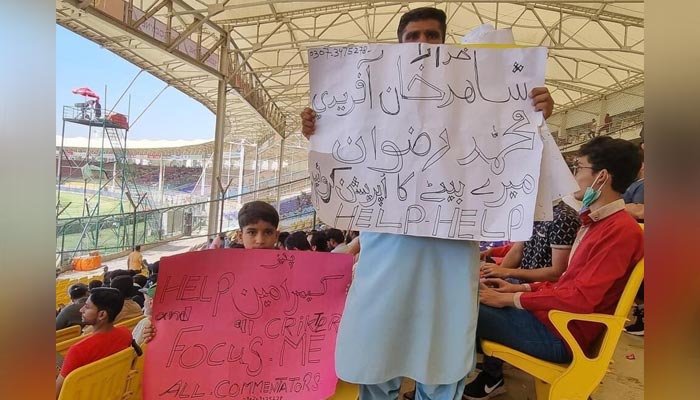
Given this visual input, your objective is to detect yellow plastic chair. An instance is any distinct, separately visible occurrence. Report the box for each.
[328,380,360,399]
[125,343,147,400]
[56,325,82,343]
[57,347,136,400]
[115,315,146,331]
[481,257,644,400]
[57,334,87,356]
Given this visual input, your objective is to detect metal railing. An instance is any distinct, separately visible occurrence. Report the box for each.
[56,177,315,265]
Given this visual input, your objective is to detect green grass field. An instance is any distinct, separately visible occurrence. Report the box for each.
[57,191,134,218]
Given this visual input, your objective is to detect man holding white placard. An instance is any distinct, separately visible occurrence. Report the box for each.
[301,7,554,400]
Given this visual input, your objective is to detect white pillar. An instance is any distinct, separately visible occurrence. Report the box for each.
[275,138,285,210]
[238,143,245,201]
[207,32,229,235]
[253,144,260,200]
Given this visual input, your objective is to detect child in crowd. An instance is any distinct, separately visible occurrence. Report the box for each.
[142,201,281,342]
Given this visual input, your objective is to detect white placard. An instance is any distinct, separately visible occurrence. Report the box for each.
[308,44,548,241]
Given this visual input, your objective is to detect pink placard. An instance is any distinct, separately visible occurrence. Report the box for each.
[144,249,354,400]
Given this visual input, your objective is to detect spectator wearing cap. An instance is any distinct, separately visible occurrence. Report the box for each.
[132,283,157,345]
[56,283,89,330]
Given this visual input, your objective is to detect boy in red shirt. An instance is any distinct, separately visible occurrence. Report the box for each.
[464,136,644,399]
[56,287,133,398]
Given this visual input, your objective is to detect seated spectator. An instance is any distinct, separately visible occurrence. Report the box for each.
[463,136,643,399]
[133,282,156,345]
[87,279,103,292]
[209,234,224,249]
[479,243,513,264]
[326,228,348,253]
[623,145,644,222]
[344,230,359,244]
[285,231,312,251]
[277,231,290,250]
[147,259,160,276]
[131,274,148,308]
[103,269,135,287]
[480,200,580,283]
[85,275,143,334]
[623,135,645,336]
[110,275,143,322]
[56,283,89,330]
[310,230,330,252]
[55,287,133,398]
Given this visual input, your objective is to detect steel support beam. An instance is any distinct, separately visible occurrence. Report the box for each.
[207,32,229,235]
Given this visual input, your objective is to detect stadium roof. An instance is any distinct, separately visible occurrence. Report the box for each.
[56,1,643,146]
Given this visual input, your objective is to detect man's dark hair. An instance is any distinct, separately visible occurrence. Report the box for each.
[89,287,125,322]
[326,228,345,244]
[577,136,642,193]
[103,269,132,286]
[88,280,103,292]
[238,201,280,229]
[278,231,290,245]
[345,230,359,244]
[310,231,330,252]
[134,245,141,251]
[110,275,136,298]
[285,231,312,251]
[68,283,89,300]
[133,274,148,288]
[397,7,447,43]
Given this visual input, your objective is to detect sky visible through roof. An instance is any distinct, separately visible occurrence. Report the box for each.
[56,25,214,142]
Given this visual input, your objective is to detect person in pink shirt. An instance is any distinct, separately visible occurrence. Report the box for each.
[463,136,644,399]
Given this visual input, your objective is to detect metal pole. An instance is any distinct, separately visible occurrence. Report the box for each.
[216,176,233,233]
[57,118,67,214]
[207,31,230,235]
[125,191,147,250]
[227,142,232,187]
[238,143,245,200]
[253,144,260,200]
[275,138,285,210]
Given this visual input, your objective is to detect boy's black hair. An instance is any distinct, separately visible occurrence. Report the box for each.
[285,231,312,251]
[397,7,447,43]
[238,201,280,229]
[89,287,125,322]
[577,136,643,193]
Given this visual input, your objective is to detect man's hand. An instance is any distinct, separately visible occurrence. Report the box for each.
[480,278,522,293]
[300,107,316,139]
[481,264,511,279]
[479,282,514,308]
[530,87,554,120]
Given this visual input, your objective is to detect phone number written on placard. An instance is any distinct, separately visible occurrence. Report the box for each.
[309,45,369,59]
